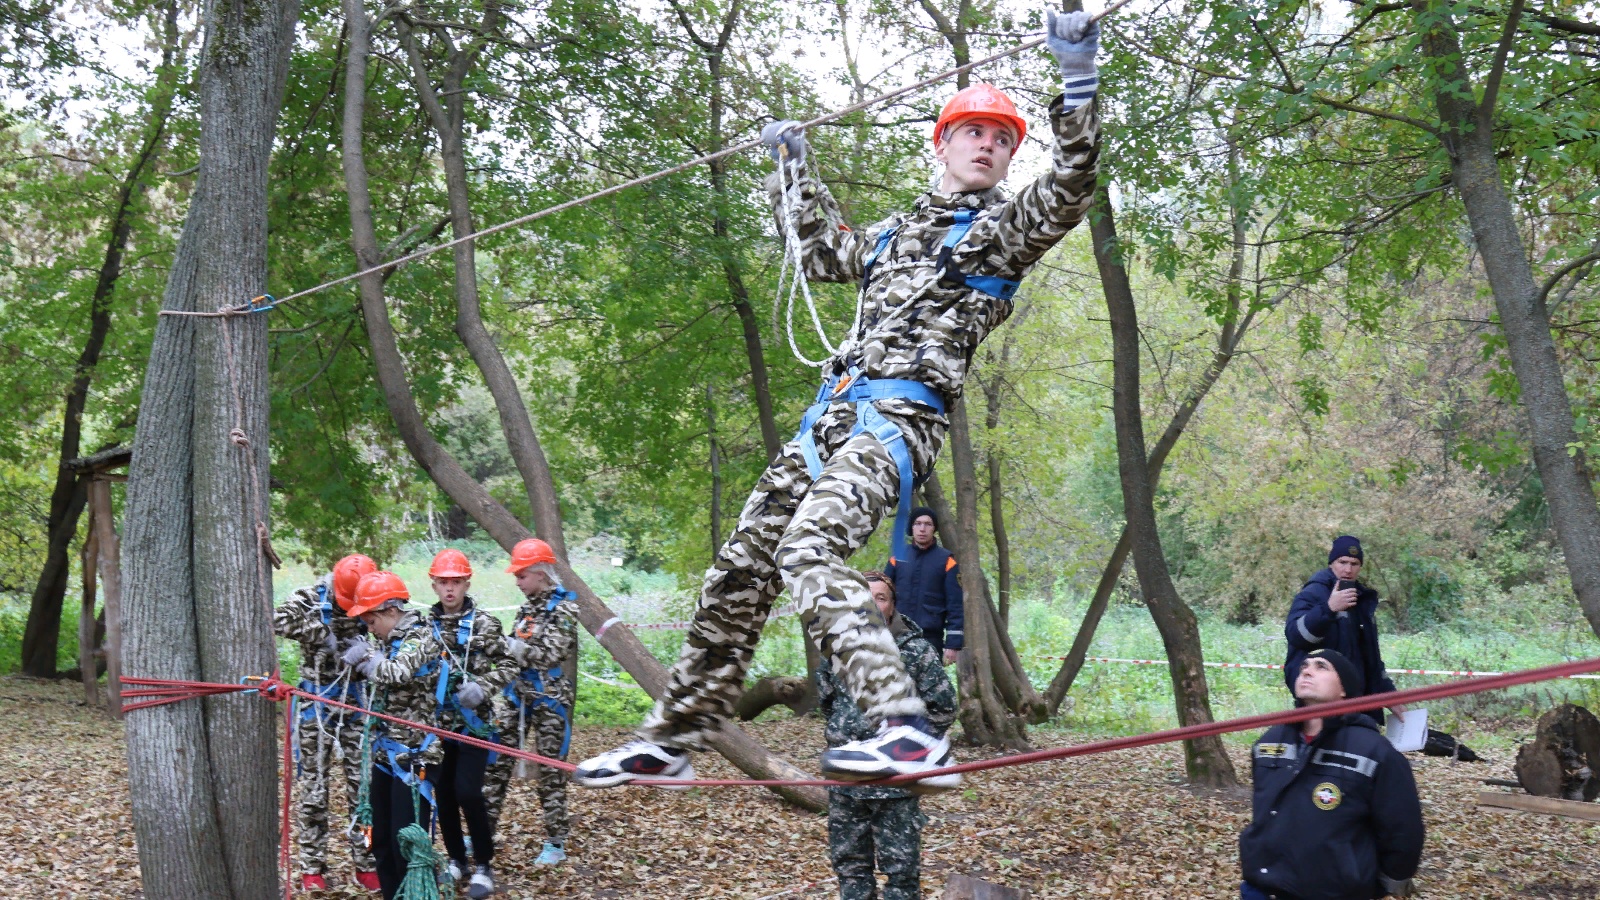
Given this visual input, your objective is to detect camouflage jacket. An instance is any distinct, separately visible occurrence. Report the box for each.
[506,586,580,709]
[363,610,447,767]
[272,576,368,687]
[426,596,518,734]
[767,96,1099,408]
[817,611,957,798]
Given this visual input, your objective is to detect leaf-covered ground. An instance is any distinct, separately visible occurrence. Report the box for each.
[3,676,1597,899]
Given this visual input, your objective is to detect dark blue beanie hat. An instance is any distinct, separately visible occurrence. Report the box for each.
[907,506,938,536]
[1329,535,1364,564]
[1304,648,1364,698]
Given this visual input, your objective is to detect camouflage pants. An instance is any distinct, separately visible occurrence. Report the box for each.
[640,402,941,750]
[294,703,376,874]
[828,790,925,900]
[490,702,571,842]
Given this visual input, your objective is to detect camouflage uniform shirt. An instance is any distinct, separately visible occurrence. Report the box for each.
[506,587,580,711]
[767,95,1099,407]
[426,596,518,735]
[363,610,448,768]
[273,575,369,685]
[817,611,957,799]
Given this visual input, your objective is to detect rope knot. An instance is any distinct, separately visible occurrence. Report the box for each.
[256,672,293,702]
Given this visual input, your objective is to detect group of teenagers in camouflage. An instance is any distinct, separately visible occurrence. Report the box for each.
[282,8,1423,898]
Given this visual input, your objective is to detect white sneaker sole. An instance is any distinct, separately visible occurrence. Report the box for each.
[573,762,696,790]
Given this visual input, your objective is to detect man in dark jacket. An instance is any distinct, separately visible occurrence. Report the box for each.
[1284,536,1408,723]
[1240,649,1423,900]
[886,507,964,665]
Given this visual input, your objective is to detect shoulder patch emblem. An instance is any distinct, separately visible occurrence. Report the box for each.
[1313,782,1342,810]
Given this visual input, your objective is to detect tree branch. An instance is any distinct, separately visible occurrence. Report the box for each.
[1480,0,1526,120]
[1540,249,1600,304]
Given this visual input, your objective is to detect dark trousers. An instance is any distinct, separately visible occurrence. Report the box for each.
[920,624,944,654]
[1241,882,1306,900]
[370,764,434,900]
[437,740,496,866]
[828,791,924,900]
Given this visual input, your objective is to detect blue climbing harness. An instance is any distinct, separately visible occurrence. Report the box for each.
[859,208,1020,302]
[373,733,438,809]
[424,606,498,753]
[502,589,575,758]
[793,367,945,563]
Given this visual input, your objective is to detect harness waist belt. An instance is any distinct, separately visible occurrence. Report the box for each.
[793,368,946,562]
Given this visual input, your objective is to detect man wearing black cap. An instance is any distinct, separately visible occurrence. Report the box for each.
[1284,536,1407,723]
[885,508,964,665]
[1240,648,1423,899]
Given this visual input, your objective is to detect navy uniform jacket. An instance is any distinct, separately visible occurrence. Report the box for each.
[1284,570,1396,697]
[1240,714,1423,900]
[885,542,964,651]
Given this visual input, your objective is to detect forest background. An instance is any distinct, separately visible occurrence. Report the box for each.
[3,0,1600,748]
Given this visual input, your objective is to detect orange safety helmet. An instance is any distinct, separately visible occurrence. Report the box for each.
[349,570,410,617]
[505,538,558,574]
[428,548,473,579]
[932,83,1027,156]
[331,554,378,613]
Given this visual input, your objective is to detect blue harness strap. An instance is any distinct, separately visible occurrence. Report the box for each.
[315,584,334,628]
[936,209,1020,300]
[792,368,946,562]
[503,589,574,758]
[429,608,496,743]
[859,208,1019,301]
[373,733,438,809]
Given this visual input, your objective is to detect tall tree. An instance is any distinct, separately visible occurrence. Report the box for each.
[1092,195,1238,786]
[19,0,183,677]
[121,0,300,895]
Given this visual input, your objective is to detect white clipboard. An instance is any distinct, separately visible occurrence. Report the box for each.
[1386,707,1428,752]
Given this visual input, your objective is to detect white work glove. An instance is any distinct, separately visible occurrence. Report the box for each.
[1380,874,1416,897]
[341,640,374,668]
[505,637,531,660]
[760,119,807,163]
[1046,9,1099,107]
[455,680,487,709]
[322,631,340,656]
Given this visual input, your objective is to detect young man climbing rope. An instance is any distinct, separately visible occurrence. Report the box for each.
[341,571,447,900]
[820,571,956,900]
[419,548,518,899]
[497,538,581,866]
[272,553,382,892]
[575,9,1102,788]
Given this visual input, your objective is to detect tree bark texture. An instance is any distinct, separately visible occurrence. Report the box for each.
[397,14,568,558]
[1413,0,1600,642]
[341,7,823,812]
[19,3,182,677]
[122,0,299,893]
[1092,196,1237,787]
[947,398,1038,748]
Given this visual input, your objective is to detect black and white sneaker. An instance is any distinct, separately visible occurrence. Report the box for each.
[820,717,961,790]
[573,739,695,788]
[467,862,495,899]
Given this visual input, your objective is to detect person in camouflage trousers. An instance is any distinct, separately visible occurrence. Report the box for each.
[272,554,380,892]
[341,572,448,900]
[575,7,1100,789]
[821,571,956,900]
[497,538,581,865]
[422,548,519,899]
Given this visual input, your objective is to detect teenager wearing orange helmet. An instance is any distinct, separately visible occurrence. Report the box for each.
[271,553,380,892]
[497,539,580,866]
[576,8,1102,790]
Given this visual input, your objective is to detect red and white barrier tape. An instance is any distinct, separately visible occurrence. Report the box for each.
[1034,654,1600,680]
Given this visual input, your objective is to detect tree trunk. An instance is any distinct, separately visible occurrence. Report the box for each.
[341,6,823,812]
[948,398,1035,748]
[397,16,568,557]
[1092,196,1237,787]
[122,0,298,893]
[1045,133,1266,716]
[707,383,723,555]
[19,5,181,677]
[1413,0,1600,642]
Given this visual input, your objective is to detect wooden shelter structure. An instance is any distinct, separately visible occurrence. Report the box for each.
[68,445,130,718]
